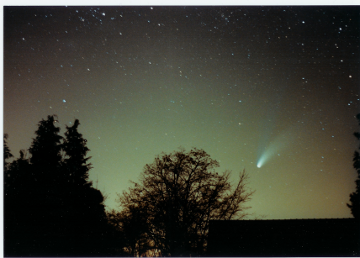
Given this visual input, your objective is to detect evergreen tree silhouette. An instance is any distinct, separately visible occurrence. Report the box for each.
[348,113,360,219]
[4,115,124,256]
[27,115,64,255]
[4,148,33,255]
[63,119,91,186]
[4,134,13,168]
[61,118,124,256]
[4,116,63,255]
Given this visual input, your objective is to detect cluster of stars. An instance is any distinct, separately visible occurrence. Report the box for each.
[4,6,359,219]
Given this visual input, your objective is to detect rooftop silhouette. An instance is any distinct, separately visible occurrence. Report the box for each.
[207,218,359,257]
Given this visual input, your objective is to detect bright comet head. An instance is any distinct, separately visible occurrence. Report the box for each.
[256,154,267,168]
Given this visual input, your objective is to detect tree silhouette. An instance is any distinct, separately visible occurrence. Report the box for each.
[59,118,120,256]
[3,134,17,200]
[4,115,124,256]
[348,113,360,219]
[4,134,13,168]
[63,119,91,185]
[29,115,63,170]
[115,148,254,256]
[107,205,151,256]
[6,115,65,255]
[3,135,31,255]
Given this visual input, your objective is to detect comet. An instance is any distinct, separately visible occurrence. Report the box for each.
[257,145,277,168]
[256,128,291,168]
[256,155,266,168]
[255,96,292,168]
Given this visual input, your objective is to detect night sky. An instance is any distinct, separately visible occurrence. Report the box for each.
[4,6,360,219]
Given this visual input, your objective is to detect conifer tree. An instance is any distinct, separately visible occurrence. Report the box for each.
[63,119,91,186]
[4,115,124,256]
[29,115,63,170]
[61,118,124,256]
[26,115,65,254]
[4,134,13,169]
[4,134,14,196]
[348,113,360,219]
[4,149,32,255]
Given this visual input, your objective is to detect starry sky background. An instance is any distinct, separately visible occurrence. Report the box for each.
[4,6,360,219]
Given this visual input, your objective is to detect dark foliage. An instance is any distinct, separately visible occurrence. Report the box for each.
[4,115,124,256]
[113,148,254,257]
[3,134,13,167]
[348,113,360,219]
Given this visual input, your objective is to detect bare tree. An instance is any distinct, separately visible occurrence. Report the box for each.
[116,147,254,256]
